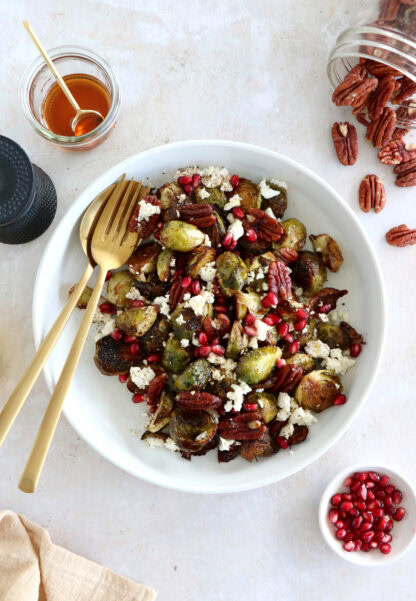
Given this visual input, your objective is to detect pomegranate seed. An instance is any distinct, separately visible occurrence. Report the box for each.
[358,485,368,501]
[370,541,379,549]
[319,303,331,313]
[355,472,367,482]
[222,233,235,248]
[335,528,347,540]
[392,490,403,504]
[344,532,354,543]
[362,512,373,524]
[105,270,113,281]
[366,500,380,512]
[244,313,256,326]
[361,543,371,552]
[352,516,363,530]
[361,530,375,543]
[367,490,375,501]
[335,519,344,529]
[263,315,275,326]
[276,437,289,449]
[393,507,406,521]
[153,229,161,240]
[351,481,362,492]
[366,481,376,489]
[375,489,386,499]
[184,184,193,195]
[132,393,145,403]
[360,521,373,532]
[368,471,380,483]
[214,305,228,313]
[385,519,393,532]
[278,322,289,336]
[333,394,347,405]
[118,373,128,383]
[384,484,394,495]
[328,509,339,523]
[276,358,286,368]
[381,533,392,544]
[379,475,389,487]
[385,496,393,508]
[294,319,307,331]
[244,326,258,337]
[111,329,122,341]
[342,493,353,501]
[243,402,258,412]
[349,507,359,517]
[296,308,309,320]
[198,332,208,345]
[268,313,282,325]
[193,348,200,357]
[230,174,240,189]
[232,206,245,219]
[341,501,353,512]
[262,291,278,308]
[344,476,354,487]
[343,518,352,530]
[343,541,355,552]
[130,343,140,355]
[124,334,137,343]
[372,507,384,518]
[192,173,201,188]
[178,175,192,186]
[99,302,116,314]
[350,343,362,357]
[380,543,391,554]
[191,280,201,295]
[283,333,294,343]
[354,539,362,551]
[289,341,300,355]
[181,276,192,288]
[212,344,225,355]
[130,299,144,307]
[354,500,366,511]
[147,354,160,363]
[245,228,258,243]
[198,345,212,357]
[331,494,342,507]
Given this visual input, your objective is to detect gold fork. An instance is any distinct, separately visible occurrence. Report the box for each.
[18,176,144,493]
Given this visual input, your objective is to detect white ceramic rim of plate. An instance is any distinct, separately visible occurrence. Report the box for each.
[32,139,386,493]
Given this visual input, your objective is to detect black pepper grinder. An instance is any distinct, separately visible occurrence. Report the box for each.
[0,135,57,244]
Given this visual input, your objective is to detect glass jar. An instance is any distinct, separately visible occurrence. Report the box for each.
[20,46,121,150]
[328,1,416,128]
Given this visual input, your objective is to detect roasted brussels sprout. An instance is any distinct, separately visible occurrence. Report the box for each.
[226,321,249,359]
[260,181,288,219]
[157,248,176,282]
[213,209,227,237]
[295,369,342,413]
[139,316,170,353]
[70,285,92,309]
[170,409,218,452]
[234,290,265,320]
[147,390,174,433]
[316,322,349,350]
[160,221,205,251]
[159,182,183,210]
[94,335,141,375]
[240,430,274,462]
[171,306,201,340]
[216,252,248,296]
[310,234,343,273]
[132,279,169,300]
[128,243,161,276]
[162,336,191,373]
[186,246,216,279]
[195,186,227,208]
[292,251,327,297]
[232,178,261,210]
[106,270,136,307]
[115,305,158,337]
[297,317,317,347]
[308,287,348,312]
[274,218,306,251]
[286,353,316,373]
[250,392,278,423]
[236,346,282,385]
[174,359,211,391]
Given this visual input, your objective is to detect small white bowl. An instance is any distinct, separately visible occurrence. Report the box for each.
[319,463,416,566]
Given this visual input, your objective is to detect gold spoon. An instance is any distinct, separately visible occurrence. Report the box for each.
[23,20,104,136]
[0,184,114,446]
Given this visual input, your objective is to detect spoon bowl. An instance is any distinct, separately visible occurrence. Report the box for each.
[72,109,104,137]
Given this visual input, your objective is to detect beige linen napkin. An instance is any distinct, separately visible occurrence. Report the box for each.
[0,510,157,601]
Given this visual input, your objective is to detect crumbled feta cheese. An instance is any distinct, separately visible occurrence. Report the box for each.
[199,261,216,282]
[195,431,208,441]
[180,338,190,348]
[280,403,317,439]
[259,179,278,199]
[254,319,272,342]
[319,313,329,322]
[164,437,180,452]
[183,293,191,301]
[125,287,146,301]
[227,219,245,241]
[265,207,276,219]
[176,313,185,325]
[305,339,331,359]
[198,187,210,199]
[328,309,349,325]
[178,194,187,202]
[130,366,156,388]
[137,199,161,222]
[219,437,241,451]
[144,436,165,448]
[184,289,215,316]
[170,257,176,268]
[227,213,235,224]
[94,316,116,341]
[295,287,303,296]
[223,194,242,211]
[153,294,170,316]
[276,392,292,421]
[224,381,252,412]
[271,178,287,190]
[211,368,224,381]
[262,282,268,291]
[203,233,212,247]
[322,348,355,375]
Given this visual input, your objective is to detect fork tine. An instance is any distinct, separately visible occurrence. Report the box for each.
[92,174,127,242]
[115,182,142,245]
[106,178,135,241]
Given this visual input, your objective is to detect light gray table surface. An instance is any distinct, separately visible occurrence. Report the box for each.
[0,0,413,599]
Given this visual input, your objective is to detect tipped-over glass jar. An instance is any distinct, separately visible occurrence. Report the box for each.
[328,0,416,129]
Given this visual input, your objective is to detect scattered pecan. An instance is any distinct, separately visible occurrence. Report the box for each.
[179,203,216,229]
[288,425,309,446]
[366,107,397,147]
[332,64,378,113]
[356,112,371,127]
[367,76,397,120]
[392,76,416,104]
[176,391,223,410]
[331,122,358,166]
[275,248,298,264]
[392,127,409,139]
[309,288,348,312]
[244,208,284,242]
[378,138,416,164]
[394,157,416,186]
[267,364,304,394]
[240,430,274,462]
[268,419,286,439]
[364,58,401,77]
[128,195,161,238]
[218,443,241,463]
[385,224,416,246]
[147,372,168,413]
[396,99,416,124]
[340,322,365,346]
[219,412,267,441]
[169,277,186,310]
[359,174,386,213]
[268,260,292,300]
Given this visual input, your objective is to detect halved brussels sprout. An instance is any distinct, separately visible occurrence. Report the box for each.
[213,209,227,237]
[274,218,307,251]
[157,248,176,282]
[140,316,170,353]
[310,234,343,273]
[216,252,248,296]
[106,270,136,307]
[236,346,282,385]
[286,352,316,373]
[316,322,349,349]
[128,243,161,276]
[232,178,261,210]
[195,186,227,208]
[159,182,183,210]
[260,181,288,219]
[160,221,205,252]
[174,359,211,391]
[170,409,218,452]
[251,392,278,423]
[162,336,191,373]
[94,335,140,375]
[298,317,317,347]
[171,306,201,340]
[240,431,274,462]
[133,279,169,299]
[71,285,92,309]
[186,246,216,279]
[226,321,249,359]
[292,251,327,297]
[295,369,342,413]
[147,390,174,433]
[115,305,158,337]
[234,290,265,320]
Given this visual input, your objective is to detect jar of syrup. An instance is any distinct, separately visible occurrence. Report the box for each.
[20,46,121,150]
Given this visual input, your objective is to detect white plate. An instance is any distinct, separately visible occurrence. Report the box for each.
[33,140,385,494]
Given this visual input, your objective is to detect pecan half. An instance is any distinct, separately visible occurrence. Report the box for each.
[268,260,292,300]
[169,277,186,310]
[356,112,371,127]
[396,99,416,124]
[147,372,168,412]
[179,203,216,229]
[244,208,284,242]
[128,195,161,238]
[176,391,223,410]
[331,122,358,166]
[365,58,401,77]
[359,174,386,213]
[266,364,304,394]
[378,139,416,164]
[340,322,365,346]
[392,76,416,104]
[332,64,378,112]
[367,76,397,120]
[386,224,416,246]
[309,288,348,312]
[218,443,241,463]
[275,248,298,264]
[394,157,416,186]
[392,127,409,139]
[288,425,309,446]
[366,107,397,147]
[219,412,267,441]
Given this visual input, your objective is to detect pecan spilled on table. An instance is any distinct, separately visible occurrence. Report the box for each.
[386,224,416,246]
[394,157,416,186]
[359,174,387,213]
[331,122,358,166]
[367,76,398,120]
[378,138,416,164]
[366,107,397,147]
[332,64,378,113]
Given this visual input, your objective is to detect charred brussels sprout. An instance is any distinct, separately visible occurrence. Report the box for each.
[170,409,218,452]
[232,178,261,210]
[195,186,227,208]
[139,316,170,353]
[310,234,343,273]
[186,246,216,279]
[160,221,205,252]
[159,182,183,210]
[250,392,278,423]
[260,181,288,219]
[236,346,282,385]
[295,369,342,413]
[71,285,92,309]
[234,290,265,320]
[174,359,211,391]
[274,218,306,251]
[162,336,191,373]
[147,390,174,433]
[316,322,349,350]
[292,251,327,297]
[286,353,316,373]
[115,305,158,337]
[171,306,201,340]
[216,252,248,296]
[106,270,135,307]
[128,243,161,276]
[298,317,317,347]
[94,335,140,375]
[157,248,176,282]
[226,321,249,359]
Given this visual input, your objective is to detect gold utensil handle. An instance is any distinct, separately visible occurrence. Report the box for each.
[18,267,107,493]
[0,264,93,447]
